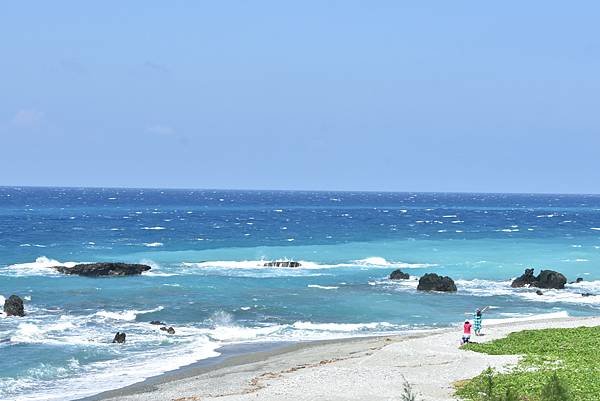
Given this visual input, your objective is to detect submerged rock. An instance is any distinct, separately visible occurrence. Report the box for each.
[112,332,126,343]
[536,290,544,296]
[52,262,151,277]
[150,320,165,325]
[3,295,25,317]
[389,269,410,280]
[511,269,567,289]
[570,277,584,284]
[581,293,593,297]
[160,326,176,334]
[417,273,457,292]
[263,261,301,268]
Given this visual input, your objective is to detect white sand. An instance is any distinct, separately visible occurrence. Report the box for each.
[96,315,600,401]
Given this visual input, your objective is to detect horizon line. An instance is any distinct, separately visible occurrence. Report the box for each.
[1,184,599,197]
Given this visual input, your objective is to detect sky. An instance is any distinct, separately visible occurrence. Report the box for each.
[1,2,599,193]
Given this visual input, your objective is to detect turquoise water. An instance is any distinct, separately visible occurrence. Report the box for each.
[1,188,599,400]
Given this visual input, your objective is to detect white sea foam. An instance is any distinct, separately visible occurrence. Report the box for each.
[141,226,166,230]
[5,330,221,401]
[183,257,436,271]
[143,242,163,247]
[208,324,285,342]
[291,321,394,332]
[307,284,339,290]
[485,311,570,325]
[94,306,164,322]
[3,257,77,276]
[456,279,600,306]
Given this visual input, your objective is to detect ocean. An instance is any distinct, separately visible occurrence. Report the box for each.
[1,187,599,401]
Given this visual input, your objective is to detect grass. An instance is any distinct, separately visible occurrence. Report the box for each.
[455,326,600,401]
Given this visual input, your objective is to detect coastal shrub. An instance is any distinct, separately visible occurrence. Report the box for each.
[470,367,518,401]
[540,372,571,401]
[400,376,421,401]
[456,326,600,401]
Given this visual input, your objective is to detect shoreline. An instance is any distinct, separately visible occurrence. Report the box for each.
[78,315,600,401]
[77,329,444,401]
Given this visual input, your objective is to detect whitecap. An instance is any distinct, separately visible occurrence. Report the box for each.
[94,306,164,322]
[141,226,166,230]
[307,284,339,290]
[143,242,163,247]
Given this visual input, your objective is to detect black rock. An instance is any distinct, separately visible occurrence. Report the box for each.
[536,290,544,296]
[510,268,537,288]
[51,262,151,277]
[112,332,126,343]
[570,277,584,284]
[150,320,165,325]
[582,293,593,297]
[511,269,567,290]
[389,269,410,280]
[263,261,301,268]
[417,273,457,292]
[3,295,25,317]
[536,270,567,289]
[160,326,175,334]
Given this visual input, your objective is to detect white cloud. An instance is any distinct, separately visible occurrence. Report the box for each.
[12,109,44,126]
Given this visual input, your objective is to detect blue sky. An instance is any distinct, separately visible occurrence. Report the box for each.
[1,2,599,193]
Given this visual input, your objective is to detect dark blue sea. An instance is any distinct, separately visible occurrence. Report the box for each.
[1,187,599,400]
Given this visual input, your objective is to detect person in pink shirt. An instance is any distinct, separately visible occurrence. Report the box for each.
[462,320,472,344]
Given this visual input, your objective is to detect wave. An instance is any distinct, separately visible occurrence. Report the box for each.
[368,276,600,307]
[457,279,600,306]
[141,226,166,230]
[485,311,570,325]
[4,327,221,401]
[2,257,77,277]
[183,257,436,271]
[143,242,163,247]
[197,311,404,343]
[307,284,339,290]
[291,321,394,332]
[93,306,164,322]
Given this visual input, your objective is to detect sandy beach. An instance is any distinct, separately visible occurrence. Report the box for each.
[81,315,600,401]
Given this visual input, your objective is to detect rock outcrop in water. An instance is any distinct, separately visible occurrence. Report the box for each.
[389,269,410,280]
[417,273,457,292]
[160,326,176,334]
[263,261,301,268]
[51,263,151,277]
[3,295,25,317]
[511,268,567,289]
[112,332,126,343]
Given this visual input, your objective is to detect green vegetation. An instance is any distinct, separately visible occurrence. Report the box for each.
[455,326,600,401]
[400,376,421,401]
